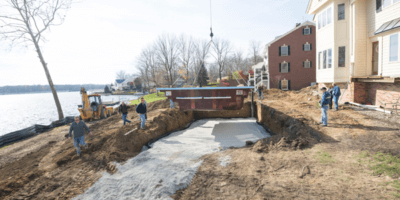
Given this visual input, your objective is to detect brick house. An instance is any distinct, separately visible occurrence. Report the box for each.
[263,21,317,90]
[306,0,400,108]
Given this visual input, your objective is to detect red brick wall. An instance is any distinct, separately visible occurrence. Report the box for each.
[269,25,316,90]
[367,82,400,108]
[318,82,400,108]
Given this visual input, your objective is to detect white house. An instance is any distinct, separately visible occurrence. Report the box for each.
[307,0,400,108]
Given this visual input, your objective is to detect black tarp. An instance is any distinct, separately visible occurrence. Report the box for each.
[0,116,75,147]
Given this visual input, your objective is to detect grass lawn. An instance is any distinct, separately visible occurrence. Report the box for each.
[129,92,166,105]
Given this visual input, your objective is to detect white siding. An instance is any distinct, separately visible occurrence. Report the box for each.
[382,30,400,76]
[316,2,335,83]
[334,0,351,80]
[354,0,368,77]
[309,0,334,14]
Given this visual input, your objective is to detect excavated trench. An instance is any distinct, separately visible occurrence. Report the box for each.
[74,101,316,199]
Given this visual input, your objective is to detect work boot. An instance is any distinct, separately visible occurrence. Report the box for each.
[320,124,327,126]
[77,153,81,157]
[85,144,88,150]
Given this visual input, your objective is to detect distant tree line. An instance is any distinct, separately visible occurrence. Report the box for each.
[115,34,263,90]
[0,85,107,95]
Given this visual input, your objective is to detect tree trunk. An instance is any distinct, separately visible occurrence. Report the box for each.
[28,32,64,120]
[219,70,222,82]
[37,46,64,120]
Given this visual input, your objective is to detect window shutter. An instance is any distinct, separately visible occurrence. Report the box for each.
[310,43,312,50]
[303,61,305,68]
[303,44,305,51]
[288,63,291,72]
[279,63,281,72]
[302,28,304,35]
[310,27,312,34]
[310,61,312,68]
[279,80,281,89]
[279,46,281,56]
[288,46,291,55]
[288,80,291,90]
[376,0,382,13]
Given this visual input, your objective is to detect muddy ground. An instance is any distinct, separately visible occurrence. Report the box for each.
[173,86,400,200]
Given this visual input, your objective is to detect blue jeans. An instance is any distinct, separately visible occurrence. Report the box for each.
[139,114,146,128]
[258,91,263,99]
[170,99,175,108]
[333,96,339,110]
[321,105,328,125]
[73,136,87,155]
[122,113,131,125]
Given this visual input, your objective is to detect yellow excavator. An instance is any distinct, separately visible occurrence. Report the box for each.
[78,87,113,121]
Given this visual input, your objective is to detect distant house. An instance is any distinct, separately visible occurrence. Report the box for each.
[248,62,269,89]
[264,21,317,90]
[306,0,400,107]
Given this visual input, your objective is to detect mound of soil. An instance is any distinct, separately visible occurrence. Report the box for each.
[252,136,308,153]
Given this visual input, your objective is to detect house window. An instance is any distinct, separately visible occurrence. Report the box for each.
[323,10,327,27]
[281,80,289,90]
[327,7,332,24]
[338,4,345,20]
[280,62,290,73]
[318,14,322,29]
[304,60,311,68]
[376,0,382,13]
[339,46,346,67]
[383,0,391,8]
[319,52,322,69]
[304,43,311,51]
[395,0,400,3]
[280,45,290,56]
[328,49,332,68]
[304,27,311,35]
[390,34,398,62]
[323,50,327,69]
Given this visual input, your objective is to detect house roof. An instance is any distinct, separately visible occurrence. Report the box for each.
[306,0,312,14]
[116,79,126,84]
[266,21,315,48]
[374,17,400,36]
[252,62,265,69]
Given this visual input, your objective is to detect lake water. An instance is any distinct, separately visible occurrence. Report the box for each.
[0,92,140,136]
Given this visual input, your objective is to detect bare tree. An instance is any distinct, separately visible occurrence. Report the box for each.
[116,70,127,79]
[249,40,263,66]
[154,34,179,86]
[212,38,231,81]
[178,34,194,83]
[0,0,73,120]
[192,39,210,83]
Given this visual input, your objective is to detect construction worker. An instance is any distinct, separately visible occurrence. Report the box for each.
[332,83,341,111]
[136,97,147,129]
[257,84,264,100]
[327,86,334,109]
[119,102,131,125]
[319,87,331,126]
[170,99,175,108]
[68,116,92,156]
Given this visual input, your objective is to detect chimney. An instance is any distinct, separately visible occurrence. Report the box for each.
[296,23,301,27]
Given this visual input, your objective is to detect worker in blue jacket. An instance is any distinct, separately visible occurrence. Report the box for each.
[332,83,341,111]
[319,87,331,126]
[136,97,147,129]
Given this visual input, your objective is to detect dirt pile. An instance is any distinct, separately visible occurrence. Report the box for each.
[252,136,308,153]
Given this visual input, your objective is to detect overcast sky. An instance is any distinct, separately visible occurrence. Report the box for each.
[0,0,313,86]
